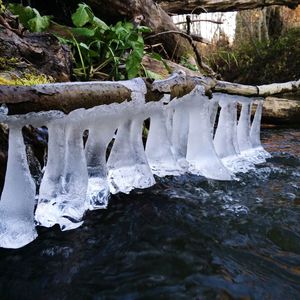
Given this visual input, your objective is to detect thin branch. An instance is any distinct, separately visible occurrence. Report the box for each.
[175,19,223,25]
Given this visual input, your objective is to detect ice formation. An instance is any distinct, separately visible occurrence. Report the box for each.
[0,79,270,249]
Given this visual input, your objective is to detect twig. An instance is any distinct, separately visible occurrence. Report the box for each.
[175,19,223,25]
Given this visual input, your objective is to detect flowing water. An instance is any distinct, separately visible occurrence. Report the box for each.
[0,128,299,300]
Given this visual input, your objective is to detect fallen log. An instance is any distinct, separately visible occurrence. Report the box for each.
[0,74,299,115]
[157,0,300,14]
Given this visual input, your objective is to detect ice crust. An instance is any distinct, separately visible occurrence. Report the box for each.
[0,82,270,249]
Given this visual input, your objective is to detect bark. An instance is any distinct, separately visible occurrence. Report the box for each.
[0,75,299,115]
[0,26,72,82]
[157,0,300,14]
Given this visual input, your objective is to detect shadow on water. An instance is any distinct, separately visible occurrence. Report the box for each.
[0,128,300,300]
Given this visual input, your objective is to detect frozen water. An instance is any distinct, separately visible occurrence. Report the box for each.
[214,94,239,158]
[85,121,116,209]
[237,99,252,152]
[107,87,155,193]
[212,94,255,174]
[145,101,182,177]
[0,125,37,248]
[36,109,88,231]
[107,115,155,194]
[185,86,232,180]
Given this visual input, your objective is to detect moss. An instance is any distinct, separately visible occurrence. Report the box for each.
[0,73,54,86]
[0,57,21,71]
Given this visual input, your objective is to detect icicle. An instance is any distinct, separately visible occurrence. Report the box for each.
[35,118,66,228]
[145,100,182,177]
[0,111,63,248]
[237,97,270,164]
[60,109,88,230]
[166,94,190,170]
[0,125,37,248]
[36,109,88,231]
[248,99,271,162]
[107,115,155,194]
[85,120,117,210]
[107,80,155,193]
[214,95,239,159]
[213,94,255,173]
[237,99,252,152]
[185,86,232,180]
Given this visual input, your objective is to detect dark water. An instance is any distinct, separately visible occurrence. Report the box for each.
[0,128,299,300]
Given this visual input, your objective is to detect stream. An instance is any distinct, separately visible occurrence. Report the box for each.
[0,127,299,300]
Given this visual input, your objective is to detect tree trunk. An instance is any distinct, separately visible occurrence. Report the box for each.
[157,0,300,14]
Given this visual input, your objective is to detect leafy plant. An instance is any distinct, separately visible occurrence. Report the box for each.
[8,3,51,32]
[58,3,151,80]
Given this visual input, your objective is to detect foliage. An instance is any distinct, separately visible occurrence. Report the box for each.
[206,28,300,85]
[0,0,5,14]
[8,3,51,32]
[180,56,198,72]
[57,3,151,80]
[0,73,54,85]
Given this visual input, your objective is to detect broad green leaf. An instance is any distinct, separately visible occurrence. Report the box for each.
[126,49,143,79]
[8,4,35,28]
[92,17,109,31]
[28,10,51,32]
[71,3,92,27]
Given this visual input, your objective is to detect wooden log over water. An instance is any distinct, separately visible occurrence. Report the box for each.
[0,74,299,115]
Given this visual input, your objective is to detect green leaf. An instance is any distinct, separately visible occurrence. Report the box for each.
[8,4,35,27]
[92,17,109,31]
[72,27,95,38]
[126,49,143,79]
[71,3,92,27]
[28,9,51,32]
[137,26,151,33]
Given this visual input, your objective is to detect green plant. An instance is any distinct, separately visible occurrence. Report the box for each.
[8,3,51,32]
[59,3,151,80]
[206,28,300,84]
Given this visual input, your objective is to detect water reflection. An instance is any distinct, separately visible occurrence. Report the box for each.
[0,128,299,300]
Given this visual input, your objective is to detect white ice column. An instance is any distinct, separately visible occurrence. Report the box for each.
[171,105,189,165]
[237,100,252,152]
[250,100,264,148]
[0,125,37,248]
[186,86,232,180]
[36,109,88,231]
[249,100,271,161]
[145,104,182,177]
[107,116,155,194]
[85,120,117,209]
[214,96,239,159]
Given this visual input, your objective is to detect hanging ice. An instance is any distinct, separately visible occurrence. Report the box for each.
[107,80,155,193]
[85,107,119,210]
[107,107,155,194]
[236,97,270,164]
[0,111,63,248]
[248,99,271,162]
[213,94,255,173]
[145,99,182,177]
[35,109,88,231]
[185,86,232,180]
[237,98,252,152]
[167,95,190,170]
